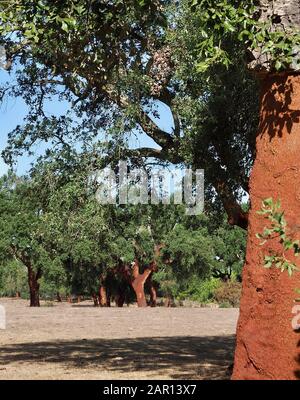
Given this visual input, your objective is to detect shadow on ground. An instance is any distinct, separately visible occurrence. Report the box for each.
[0,335,235,379]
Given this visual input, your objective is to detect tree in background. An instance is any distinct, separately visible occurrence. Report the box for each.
[0,0,257,229]
[0,173,64,306]
[0,259,27,298]
[0,161,246,308]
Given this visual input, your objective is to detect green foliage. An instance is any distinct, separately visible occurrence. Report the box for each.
[0,0,252,301]
[0,173,62,276]
[213,280,242,307]
[176,276,221,303]
[256,198,300,276]
[152,267,178,298]
[212,224,246,280]
[162,223,215,280]
[39,258,68,299]
[0,259,28,297]
[0,0,257,231]
[189,0,255,72]
[0,163,247,304]
[190,0,300,73]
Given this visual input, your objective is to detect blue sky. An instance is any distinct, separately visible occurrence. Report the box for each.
[0,68,174,176]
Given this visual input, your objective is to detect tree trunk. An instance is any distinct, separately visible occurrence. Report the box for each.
[147,279,157,307]
[130,260,152,307]
[132,277,148,307]
[107,292,111,307]
[27,266,40,307]
[56,292,62,302]
[248,1,300,73]
[92,293,99,307]
[115,290,126,307]
[164,295,172,307]
[99,285,108,307]
[232,73,300,380]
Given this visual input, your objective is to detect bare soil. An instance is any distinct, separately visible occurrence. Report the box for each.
[0,298,239,380]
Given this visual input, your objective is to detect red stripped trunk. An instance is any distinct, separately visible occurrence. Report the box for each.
[131,260,153,307]
[99,285,107,306]
[232,74,300,380]
[27,266,41,307]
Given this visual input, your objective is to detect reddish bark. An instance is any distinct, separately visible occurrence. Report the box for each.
[27,266,41,307]
[131,260,153,307]
[15,291,21,298]
[99,285,108,307]
[98,245,162,308]
[233,73,300,380]
[126,245,161,307]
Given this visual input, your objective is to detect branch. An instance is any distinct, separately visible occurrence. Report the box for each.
[213,177,248,230]
[137,108,175,149]
[152,88,181,137]
[124,147,166,160]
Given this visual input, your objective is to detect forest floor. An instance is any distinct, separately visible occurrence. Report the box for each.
[0,298,239,380]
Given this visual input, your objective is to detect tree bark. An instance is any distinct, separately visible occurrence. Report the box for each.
[92,293,99,307]
[146,278,157,307]
[131,260,153,307]
[249,0,300,73]
[56,292,62,302]
[115,290,126,307]
[27,266,41,307]
[99,285,108,307]
[232,73,300,380]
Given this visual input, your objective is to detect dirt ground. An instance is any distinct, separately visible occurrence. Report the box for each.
[0,298,239,380]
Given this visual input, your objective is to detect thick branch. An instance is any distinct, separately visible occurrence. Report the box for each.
[137,108,175,149]
[213,177,248,230]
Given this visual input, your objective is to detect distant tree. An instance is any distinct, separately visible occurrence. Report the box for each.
[212,224,246,282]
[0,0,257,229]
[0,173,63,306]
[0,259,27,298]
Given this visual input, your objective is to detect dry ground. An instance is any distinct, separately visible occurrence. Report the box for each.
[0,298,239,380]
